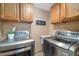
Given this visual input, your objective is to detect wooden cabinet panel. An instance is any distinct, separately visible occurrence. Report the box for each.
[63,3,79,22]
[1,3,19,21]
[60,3,66,20]
[66,3,79,18]
[51,3,79,24]
[51,4,60,23]
[20,3,33,22]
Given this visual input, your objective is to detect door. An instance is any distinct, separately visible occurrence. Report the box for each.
[51,4,60,24]
[20,3,33,22]
[1,3,19,21]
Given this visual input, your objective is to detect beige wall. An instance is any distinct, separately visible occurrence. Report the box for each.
[48,13,56,35]
[0,22,31,37]
[31,7,49,53]
[54,21,79,32]
[49,20,79,34]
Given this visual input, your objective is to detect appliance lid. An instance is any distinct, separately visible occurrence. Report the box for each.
[55,30,79,39]
[54,30,79,44]
[54,36,78,44]
[44,37,71,50]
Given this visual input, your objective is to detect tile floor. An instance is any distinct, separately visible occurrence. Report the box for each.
[35,52,43,56]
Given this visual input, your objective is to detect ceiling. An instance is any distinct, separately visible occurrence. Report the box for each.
[33,3,55,11]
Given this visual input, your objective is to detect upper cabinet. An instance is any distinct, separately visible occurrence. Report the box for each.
[63,3,79,22]
[51,4,60,23]
[0,3,19,21]
[51,3,79,24]
[51,3,66,24]
[20,3,33,22]
[60,3,66,20]
[0,3,33,23]
[66,3,79,17]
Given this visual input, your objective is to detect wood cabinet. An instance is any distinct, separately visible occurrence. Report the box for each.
[62,3,79,22]
[51,3,79,24]
[20,3,33,22]
[0,3,19,21]
[51,3,67,24]
[51,4,60,24]
[60,3,66,20]
[0,3,33,23]
[66,3,79,18]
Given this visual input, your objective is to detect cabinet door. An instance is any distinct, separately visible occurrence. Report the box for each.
[66,3,79,18]
[60,3,66,20]
[20,3,33,22]
[51,4,60,24]
[1,3,19,21]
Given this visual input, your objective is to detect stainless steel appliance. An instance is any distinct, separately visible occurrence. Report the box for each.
[0,31,35,56]
[15,31,30,40]
[43,30,79,56]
